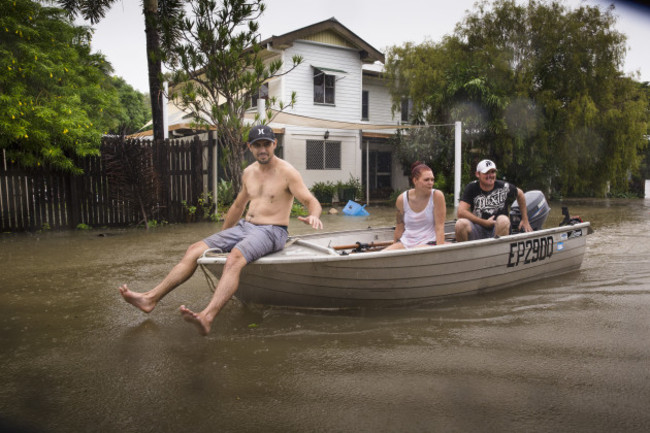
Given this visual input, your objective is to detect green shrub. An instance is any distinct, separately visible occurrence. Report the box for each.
[291,199,309,217]
[310,181,336,204]
[388,189,402,203]
[336,174,363,202]
[217,179,234,206]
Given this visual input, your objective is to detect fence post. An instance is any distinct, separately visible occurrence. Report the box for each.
[192,135,203,207]
[154,139,170,222]
[67,171,80,229]
[208,130,218,217]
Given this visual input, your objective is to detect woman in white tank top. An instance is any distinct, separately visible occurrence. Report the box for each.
[384,161,447,250]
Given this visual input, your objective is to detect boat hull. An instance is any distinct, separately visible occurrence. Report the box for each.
[198,222,591,309]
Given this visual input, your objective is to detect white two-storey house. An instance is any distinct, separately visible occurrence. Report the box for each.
[253,17,410,198]
[140,17,412,199]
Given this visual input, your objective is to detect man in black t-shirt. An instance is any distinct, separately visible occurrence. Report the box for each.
[455,159,533,241]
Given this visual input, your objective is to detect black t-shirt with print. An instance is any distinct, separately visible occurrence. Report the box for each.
[460,180,518,220]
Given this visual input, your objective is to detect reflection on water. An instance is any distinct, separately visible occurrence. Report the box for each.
[1,199,649,433]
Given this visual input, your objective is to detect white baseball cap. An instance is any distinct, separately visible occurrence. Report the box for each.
[476,159,497,173]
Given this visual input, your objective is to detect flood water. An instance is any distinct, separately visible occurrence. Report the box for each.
[1,199,649,433]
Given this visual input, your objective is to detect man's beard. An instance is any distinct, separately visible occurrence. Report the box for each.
[257,154,272,165]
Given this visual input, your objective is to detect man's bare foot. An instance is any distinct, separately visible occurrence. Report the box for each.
[179,305,211,336]
[118,284,156,313]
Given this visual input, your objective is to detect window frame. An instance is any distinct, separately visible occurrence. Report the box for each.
[313,69,336,105]
[251,82,269,109]
[401,98,413,123]
[361,90,369,121]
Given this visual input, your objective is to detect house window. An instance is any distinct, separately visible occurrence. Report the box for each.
[306,140,341,170]
[401,98,413,123]
[362,90,369,120]
[313,69,336,104]
[251,83,269,109]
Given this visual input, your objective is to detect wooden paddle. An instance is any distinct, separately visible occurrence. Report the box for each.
[332,240,394,251]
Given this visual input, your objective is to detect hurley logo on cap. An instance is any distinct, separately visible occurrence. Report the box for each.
[248,125,275,144]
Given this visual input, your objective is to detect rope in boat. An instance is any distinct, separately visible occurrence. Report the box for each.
[199,248,226,293]
[200,264,218,293]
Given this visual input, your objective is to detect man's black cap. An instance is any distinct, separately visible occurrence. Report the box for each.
[248,125,275,144]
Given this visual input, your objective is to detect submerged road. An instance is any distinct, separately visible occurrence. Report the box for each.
[1,199,649,433]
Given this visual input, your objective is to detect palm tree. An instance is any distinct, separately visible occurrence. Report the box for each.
[58,0,182,141]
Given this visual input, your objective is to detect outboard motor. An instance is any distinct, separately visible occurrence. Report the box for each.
[510,190,551,232]
[559,206,584,226]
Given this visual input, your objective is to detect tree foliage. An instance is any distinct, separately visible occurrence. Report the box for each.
[635,82,650,188]
[164,0,302,191]
[108,76,151,136]
[56,0,114,25]
[385,0,648,197]
[0,0,124,172]
[59,0,184,142]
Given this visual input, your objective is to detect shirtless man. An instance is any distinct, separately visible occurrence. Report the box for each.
[118,125,323,335]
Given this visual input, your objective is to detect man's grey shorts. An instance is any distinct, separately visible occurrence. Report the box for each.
[468,221,495,240]
[203,219,288,263]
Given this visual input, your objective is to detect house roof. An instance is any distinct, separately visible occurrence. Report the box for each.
[362,62,386,78]
[259,17,384,64]
[126,123,215,139]
[126,102,215,139]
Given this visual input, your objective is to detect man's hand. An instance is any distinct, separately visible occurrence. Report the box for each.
[515,188,533,233]
[519,220,533,233]
[481,215,496,229]
[298,215,323,229]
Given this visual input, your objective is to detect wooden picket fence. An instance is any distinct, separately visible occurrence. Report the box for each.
[0,134,218,232]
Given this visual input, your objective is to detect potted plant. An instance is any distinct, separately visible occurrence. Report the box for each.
[310,181,336,205]
[336,181,354,203]
[337,175,363,203]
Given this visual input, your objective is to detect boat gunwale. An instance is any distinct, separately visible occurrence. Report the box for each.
[197,222,591,265]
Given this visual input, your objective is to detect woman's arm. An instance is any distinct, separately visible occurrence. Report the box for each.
[393,193,405,243]
[433,189,446,245]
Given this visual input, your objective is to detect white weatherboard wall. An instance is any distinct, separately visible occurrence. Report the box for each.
[281,41,363,122]
[282,129,361,189]
[645,179,650,198]
[363,76,398,125]
[261,38,408,193]
[267,39,366,189]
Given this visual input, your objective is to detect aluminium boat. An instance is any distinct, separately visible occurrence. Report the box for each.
[198,215,592,309]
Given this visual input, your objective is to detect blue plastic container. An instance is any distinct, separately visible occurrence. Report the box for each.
[342,200,369,216]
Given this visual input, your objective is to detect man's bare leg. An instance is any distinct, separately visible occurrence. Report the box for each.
[119,241,209,313]
[180,248,247,335]
[455,219,471,242]
[494,215,511,237]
